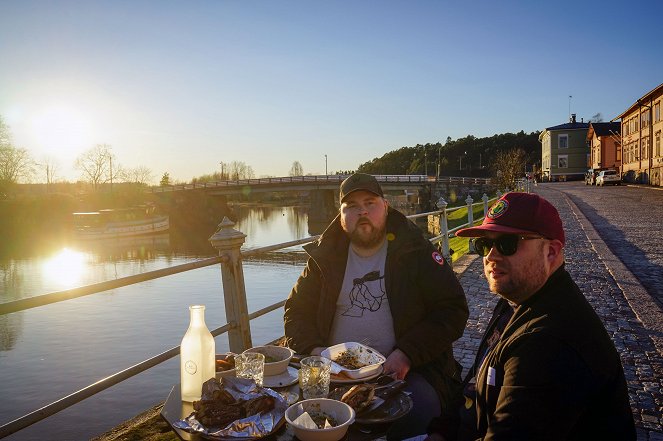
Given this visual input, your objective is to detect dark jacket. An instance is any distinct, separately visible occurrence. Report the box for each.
[284,207,469,411]
[471,266,635,440]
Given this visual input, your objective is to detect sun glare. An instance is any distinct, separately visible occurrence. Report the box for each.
[42,248,88,289]
[29,105,93,154]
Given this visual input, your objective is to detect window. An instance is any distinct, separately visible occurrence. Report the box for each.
[642,111,650,129]
[655,101,661,123]
[558,155,568,168]
[656,131,661,157]
[558,134,568,149]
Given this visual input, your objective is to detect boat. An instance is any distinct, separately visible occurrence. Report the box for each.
[72,205,169,239]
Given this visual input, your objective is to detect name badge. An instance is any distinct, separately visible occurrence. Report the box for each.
[487,367,496,386]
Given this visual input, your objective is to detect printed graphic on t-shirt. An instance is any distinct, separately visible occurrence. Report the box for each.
[341,270,386,317]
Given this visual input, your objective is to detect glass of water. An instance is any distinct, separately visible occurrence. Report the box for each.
[234,352,265,387]
[299,356,331,399]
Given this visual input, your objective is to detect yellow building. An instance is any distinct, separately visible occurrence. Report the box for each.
[616,83,663,186]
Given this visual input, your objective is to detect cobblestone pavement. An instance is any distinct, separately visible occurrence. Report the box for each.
[451,184,663,440]
[554,181,663,309]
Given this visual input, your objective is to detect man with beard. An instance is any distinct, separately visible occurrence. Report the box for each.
[284,173,469,440]
[424,192,635,441]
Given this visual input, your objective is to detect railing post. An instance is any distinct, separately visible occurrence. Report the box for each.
[436,197,451,264]
[209,217,253,353]
[482,193,489,218]
[496,189,503,198]
[466,195,474,227]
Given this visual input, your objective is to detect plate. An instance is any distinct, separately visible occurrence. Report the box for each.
[354,391,413,425]
[321,342,386,379]
[262,366,298,388]
[330,365,384,384]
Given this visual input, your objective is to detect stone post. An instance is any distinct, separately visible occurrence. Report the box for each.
[466,195,474,227]
[436,197,451,264]
[209,217,253,353]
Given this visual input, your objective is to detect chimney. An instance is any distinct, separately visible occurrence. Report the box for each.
[570,113,576,124]
[581,117,583,123]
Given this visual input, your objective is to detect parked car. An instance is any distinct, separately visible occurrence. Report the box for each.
[585,170,598,185]
[596,170,621,186]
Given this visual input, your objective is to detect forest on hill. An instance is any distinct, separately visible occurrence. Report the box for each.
[356,130,542,177]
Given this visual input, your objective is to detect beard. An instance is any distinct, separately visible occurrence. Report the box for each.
[484,243,549,304]
[344,217,387,249]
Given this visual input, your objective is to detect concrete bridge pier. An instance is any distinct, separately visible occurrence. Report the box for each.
[308,189,337,222]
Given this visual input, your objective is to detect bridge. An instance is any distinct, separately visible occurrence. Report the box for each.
[149,174,492,195]
[150,174,494,222]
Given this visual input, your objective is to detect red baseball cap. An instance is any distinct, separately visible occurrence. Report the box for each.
[455,192,565,244]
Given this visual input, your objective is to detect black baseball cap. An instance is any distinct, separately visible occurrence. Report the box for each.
[339,173,384,202]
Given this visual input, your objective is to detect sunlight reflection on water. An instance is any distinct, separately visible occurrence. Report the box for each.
[0,205,314,441]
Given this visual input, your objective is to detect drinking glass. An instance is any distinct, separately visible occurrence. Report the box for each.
[298,356,331,399]
[234,352,265,387]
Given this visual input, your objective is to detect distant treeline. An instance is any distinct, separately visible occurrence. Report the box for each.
[357,131,542,176]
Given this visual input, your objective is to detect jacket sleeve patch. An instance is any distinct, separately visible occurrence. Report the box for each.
[432,251,445,265]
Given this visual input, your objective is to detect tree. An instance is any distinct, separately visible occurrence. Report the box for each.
[289,161,304,176]
[590,113,603,123]
[160,172,170,186]
[227,161,255,180]
[127,165,153,185]
[0,116,35,193]
[492,148,528,190]
[75,144,114,190]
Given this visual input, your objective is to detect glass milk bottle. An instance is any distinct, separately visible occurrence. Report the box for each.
[180,305,215,402]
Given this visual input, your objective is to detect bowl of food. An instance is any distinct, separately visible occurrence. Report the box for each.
[215,353,236,378]
[321,342,386,379]
[285,398,355,441]
[242,345,294,376]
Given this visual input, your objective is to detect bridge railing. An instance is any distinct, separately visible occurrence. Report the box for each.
[149,174,492,193]
[0,193,500,439]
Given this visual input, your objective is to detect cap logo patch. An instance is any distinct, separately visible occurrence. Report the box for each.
[432,251,445,265]
[488,199,509,219]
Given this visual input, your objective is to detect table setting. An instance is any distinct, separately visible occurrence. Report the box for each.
[161,341,413,441]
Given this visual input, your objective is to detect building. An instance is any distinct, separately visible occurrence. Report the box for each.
[586,122,621,171]
[539,114,590,181]
[615,83,663,186]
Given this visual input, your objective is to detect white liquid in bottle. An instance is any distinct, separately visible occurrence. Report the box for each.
[180,305,215,402]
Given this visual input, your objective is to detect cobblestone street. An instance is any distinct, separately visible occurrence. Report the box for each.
[451,183,663,440]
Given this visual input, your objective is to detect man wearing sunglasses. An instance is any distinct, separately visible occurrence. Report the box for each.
[425,192,635,441]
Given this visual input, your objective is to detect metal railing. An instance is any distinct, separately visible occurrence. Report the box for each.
[0,193,500,438]
[149,174,492,193]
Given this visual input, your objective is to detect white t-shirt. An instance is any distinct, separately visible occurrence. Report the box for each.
[328,239,396,357]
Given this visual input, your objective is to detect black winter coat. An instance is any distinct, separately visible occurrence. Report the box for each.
[472,266,635,440]
[283,207,469,412]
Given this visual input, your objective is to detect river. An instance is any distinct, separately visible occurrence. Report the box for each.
[0,204,318,441]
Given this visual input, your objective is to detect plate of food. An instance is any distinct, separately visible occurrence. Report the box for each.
[321,342,386,380]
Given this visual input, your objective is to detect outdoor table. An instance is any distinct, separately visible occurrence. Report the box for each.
[160,383,395,441]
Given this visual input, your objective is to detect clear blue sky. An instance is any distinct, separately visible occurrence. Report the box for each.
[1,0,662,183]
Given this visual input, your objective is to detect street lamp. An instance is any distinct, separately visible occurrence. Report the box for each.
[325,154,328,175]
[424,148,428,176]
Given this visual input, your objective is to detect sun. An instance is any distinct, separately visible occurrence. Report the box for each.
[29,104,93,154]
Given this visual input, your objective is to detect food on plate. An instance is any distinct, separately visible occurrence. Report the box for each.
[193,393,276,428]
[328,383,376,411]
[215,357,235,372]
[308,410,338,429]
[333,350,368,370]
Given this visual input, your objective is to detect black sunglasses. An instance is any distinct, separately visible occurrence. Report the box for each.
[472,235,544,257]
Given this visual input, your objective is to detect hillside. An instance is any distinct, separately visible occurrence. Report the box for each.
[357,131,541,177]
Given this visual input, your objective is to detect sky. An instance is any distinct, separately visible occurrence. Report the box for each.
[1,0,662,184]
